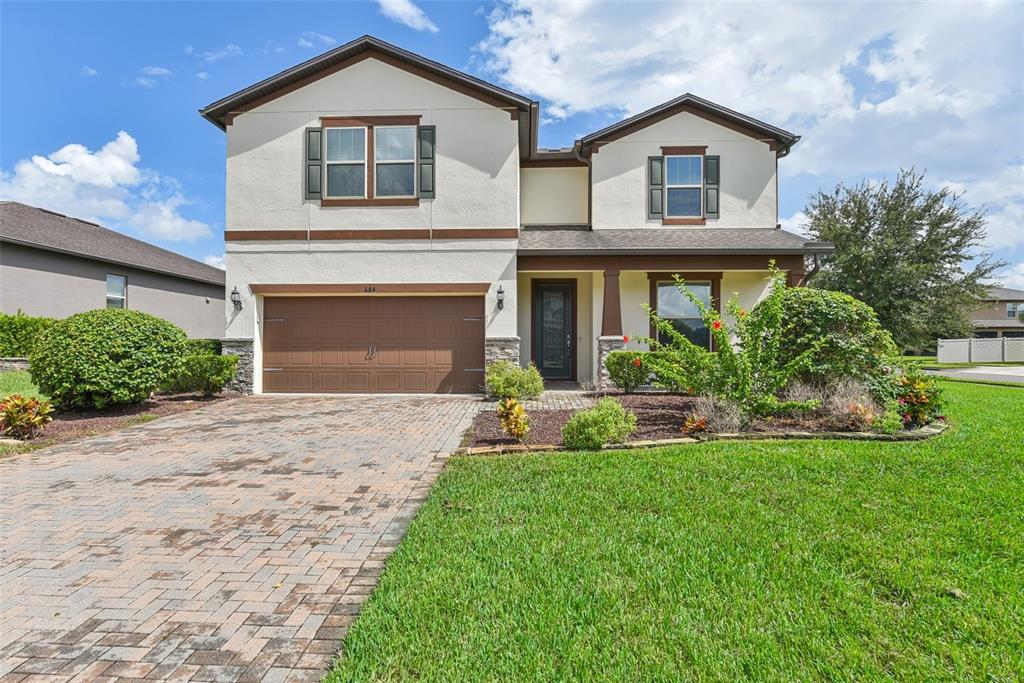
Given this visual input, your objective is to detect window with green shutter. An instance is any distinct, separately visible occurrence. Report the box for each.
[704,155,720,219]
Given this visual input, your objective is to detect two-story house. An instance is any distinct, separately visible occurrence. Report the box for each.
[200,35,831,394]
[969,287,1024,338]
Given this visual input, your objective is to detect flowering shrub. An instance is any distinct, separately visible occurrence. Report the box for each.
[604,351,649,393]
[496,398,530,442]
[1,394,54,440]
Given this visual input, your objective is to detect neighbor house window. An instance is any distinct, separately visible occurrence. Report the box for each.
[324,127,366,198]
[106,274,126,309]
[656,280,711,348]
[374,126,416,197]
[665,156,702,218]
[1007,303,1020,319]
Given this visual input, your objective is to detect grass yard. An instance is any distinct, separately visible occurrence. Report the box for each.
[0,370,45,400]
[328,382,1023,681]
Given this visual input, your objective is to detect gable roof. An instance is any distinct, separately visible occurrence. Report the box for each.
[199,35,534,131]
[579,93,800,157]
[985,286,1024,301]
[0,202,225,286]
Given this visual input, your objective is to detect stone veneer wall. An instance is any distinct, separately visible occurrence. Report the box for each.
[0,358,30,372]
[596,335,626,391]
[485,336,521,366]
[222,339,254,394]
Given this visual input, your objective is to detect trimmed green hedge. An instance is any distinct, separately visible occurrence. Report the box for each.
[485,360,544,400]
[0,311,55,357]
[562,397,637,450]
[29,309,187,409]
[185,338,222,355]
[163,354,238,396]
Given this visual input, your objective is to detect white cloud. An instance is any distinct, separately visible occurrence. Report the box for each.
[140,66,172,77]
[183,45,194,55]
[993,263,1024,290]
[0,131,212,243]
[201,44,243,63]
[298,32,336,49]
[203,254,226,269]
[377,0,439,33]
[264,40,284,54]
[196,71,210,81]
[80,65,98,77]
[779,211,810,237]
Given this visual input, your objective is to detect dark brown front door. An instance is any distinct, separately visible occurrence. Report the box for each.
[262,296,484,393]
[532,281,575,380]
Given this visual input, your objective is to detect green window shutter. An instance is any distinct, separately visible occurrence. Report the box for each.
[418,125,436,198]
[305,127,322,200]
[704,155,720,219]
[647,156,664,219]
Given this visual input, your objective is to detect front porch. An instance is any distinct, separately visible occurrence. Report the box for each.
[515,252,808,388]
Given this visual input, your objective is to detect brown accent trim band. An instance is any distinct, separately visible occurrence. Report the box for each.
[647,271,723,281]
[518,254,804,272]
[521,159,587,168]
[321,198,419,207]
[662,218,707,226]
[224,228,518,241]
[235,50,520,119]
[431,228,519,239]
[320,115,421,126]
[251,282,490,295]
[661,146,707,155]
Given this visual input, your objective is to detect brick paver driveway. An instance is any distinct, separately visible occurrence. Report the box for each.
[0,395,479,682]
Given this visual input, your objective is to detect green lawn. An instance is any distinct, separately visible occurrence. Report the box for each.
[0,370,45,400]
[328,382,1023,681]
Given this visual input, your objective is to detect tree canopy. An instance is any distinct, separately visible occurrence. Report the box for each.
[804,169,1002,349]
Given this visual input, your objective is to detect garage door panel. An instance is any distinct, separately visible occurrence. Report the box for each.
[262,295,484,394]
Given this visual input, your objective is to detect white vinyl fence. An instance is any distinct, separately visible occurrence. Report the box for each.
[937,337,1024,363]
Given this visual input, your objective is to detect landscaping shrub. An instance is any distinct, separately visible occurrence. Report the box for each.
[748,286,898,383]
[29,309,187,410]
[163,354,238,396]
[690,394,742,433]
[485,360,544,400]
[562,397,637,450]
[496,398,530,442]
[0,394,54,439]
[604,351,649,393]
[0,311,55,357]
[184,338,222,356]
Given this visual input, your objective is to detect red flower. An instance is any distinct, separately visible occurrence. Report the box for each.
[632,357,642,368]
[622,335,630,343]
[712,320,722,331]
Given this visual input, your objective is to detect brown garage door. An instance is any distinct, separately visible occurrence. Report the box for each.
[262,296,484,393]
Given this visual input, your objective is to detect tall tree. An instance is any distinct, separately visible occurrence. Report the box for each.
[804,169,1003,349]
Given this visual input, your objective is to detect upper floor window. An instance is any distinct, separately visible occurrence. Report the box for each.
[1008,302,1020,319]
[325,127,366,199]
[665,156,702,218]
[106,274,126,309]
[374,126,416,197]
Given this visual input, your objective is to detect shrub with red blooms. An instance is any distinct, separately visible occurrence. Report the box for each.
[604,351,649,393]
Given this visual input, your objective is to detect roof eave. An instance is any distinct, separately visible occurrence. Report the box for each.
[516,246,835,257]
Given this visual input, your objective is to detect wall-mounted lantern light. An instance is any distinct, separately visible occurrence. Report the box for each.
[496,285,505,310]
[230,287,243,310]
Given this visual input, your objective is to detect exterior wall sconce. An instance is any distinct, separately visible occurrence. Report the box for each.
[496,285,505,310]
[230,287,243,310]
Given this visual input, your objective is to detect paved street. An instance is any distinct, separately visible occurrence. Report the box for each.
[0,395,479,682]
[926,365,1024,384]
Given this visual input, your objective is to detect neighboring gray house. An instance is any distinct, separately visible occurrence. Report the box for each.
[0,202,225,338]
[969,286,1024,338]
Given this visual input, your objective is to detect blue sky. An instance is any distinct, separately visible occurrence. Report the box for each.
[2,1,1022,286]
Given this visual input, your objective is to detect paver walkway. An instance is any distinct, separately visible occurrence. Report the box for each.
[0,395,479,682]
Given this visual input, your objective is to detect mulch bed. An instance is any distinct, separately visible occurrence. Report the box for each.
[4,392,237,453]
[466,392,699,448]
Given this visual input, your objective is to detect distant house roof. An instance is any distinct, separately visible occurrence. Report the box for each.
[985,286,1024,301]
[973,319,1024,329]
[0,202,225,286]
[517,226,832,255]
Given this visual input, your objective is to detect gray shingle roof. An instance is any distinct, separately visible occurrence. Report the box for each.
[973,319,1024,328]
[517,226,833,255]
[0,202,225,286]
[985,287,1024,301]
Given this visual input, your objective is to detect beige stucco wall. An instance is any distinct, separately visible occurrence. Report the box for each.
[970,301,1022,321]
[520,167,588,225]
[516,272,594,383]
[1,242,225,338]
[226,57,520,232]
[591,112,778,229]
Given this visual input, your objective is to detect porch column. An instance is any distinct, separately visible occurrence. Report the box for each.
[597,269,625,391]
[601,269,622,336]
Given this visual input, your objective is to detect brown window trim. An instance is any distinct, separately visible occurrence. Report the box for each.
[319,116,422,207]
[660,145,707,155]
[648,272,722,349]
[662,217,707,226]
[223,228,518,241]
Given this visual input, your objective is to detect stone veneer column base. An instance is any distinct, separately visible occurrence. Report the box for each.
[222,339,254,394]
[485,336,521,366]
[596,335,626,391]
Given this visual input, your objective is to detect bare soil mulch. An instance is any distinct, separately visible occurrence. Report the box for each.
[3,392,237,454]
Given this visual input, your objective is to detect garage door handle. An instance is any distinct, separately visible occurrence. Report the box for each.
[368,344,376,359]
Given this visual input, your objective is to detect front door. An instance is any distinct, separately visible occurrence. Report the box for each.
[533,282,575,380]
